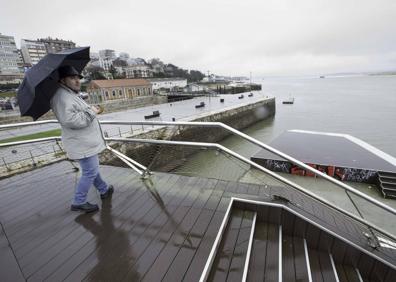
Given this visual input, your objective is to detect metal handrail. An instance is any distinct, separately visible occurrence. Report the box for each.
[101,121,396,216]
[105,137,396,241]
[1,120,396,238]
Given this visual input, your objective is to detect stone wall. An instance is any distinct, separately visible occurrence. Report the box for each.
[0,95,168,125]
[100,97,276,171]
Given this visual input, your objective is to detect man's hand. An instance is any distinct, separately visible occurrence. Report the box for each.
[91,105,104,114]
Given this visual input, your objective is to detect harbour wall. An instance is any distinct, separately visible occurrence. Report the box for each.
[0,95,168,125]
[100,97,276,171]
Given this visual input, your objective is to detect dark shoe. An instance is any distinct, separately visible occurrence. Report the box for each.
[71,202,99,213]
[100,185,114,200]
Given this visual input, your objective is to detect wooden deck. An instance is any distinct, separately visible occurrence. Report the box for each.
[0,161,395,281]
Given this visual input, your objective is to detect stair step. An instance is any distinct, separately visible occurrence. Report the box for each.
[381,188,396,198]
[378,171,396,179]
[282,235,310,281]
[381,182,396,190]
[247,222,280,281]
[307,248,338,282]
[335,264,362,282]
[379,176,396,184]
[208,208,255,281]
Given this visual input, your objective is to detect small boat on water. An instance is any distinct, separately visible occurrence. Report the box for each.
[320,75,325,78]
[144,110,160,119]
[195,101,205,108]
[282,97,294,104]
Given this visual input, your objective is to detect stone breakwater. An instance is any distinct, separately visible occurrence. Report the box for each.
[100,97,276,171]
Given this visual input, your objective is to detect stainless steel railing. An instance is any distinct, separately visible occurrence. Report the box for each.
[1,119,396,241]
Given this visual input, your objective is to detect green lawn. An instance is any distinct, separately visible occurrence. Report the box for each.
[0,91,16,98]
[0,129,61,144]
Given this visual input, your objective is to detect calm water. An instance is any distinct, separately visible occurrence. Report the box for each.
[255,74,396,156]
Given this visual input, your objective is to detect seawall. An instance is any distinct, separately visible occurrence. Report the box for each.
[100,97,276,171]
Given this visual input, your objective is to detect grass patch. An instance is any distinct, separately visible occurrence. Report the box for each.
[0,91,16,98]
[0,128,61,144]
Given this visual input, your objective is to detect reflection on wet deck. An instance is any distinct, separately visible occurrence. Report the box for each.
[0,161,395,281]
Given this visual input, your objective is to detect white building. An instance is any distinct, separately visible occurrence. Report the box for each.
[147,78,187,91]
[98,58,113,71]
[99,49,116,60]
[37,37,76,53]
[21,39,47,66]
[124,64,153,78]
[0,34,22,74]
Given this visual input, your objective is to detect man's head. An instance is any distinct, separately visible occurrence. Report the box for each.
[58,65,83,92]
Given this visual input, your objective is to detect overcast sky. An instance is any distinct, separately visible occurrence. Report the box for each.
[2,0,396,76]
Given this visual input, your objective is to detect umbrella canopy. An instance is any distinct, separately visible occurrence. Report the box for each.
[17,47,90,120]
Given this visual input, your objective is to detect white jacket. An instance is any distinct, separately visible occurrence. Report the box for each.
[50,84,106,160]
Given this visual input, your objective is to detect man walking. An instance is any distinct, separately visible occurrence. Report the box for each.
[51,65,113,213]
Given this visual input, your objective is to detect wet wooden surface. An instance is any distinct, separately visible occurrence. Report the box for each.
[0,161,395,281]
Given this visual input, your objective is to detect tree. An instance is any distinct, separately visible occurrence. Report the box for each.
[84,65,106,80]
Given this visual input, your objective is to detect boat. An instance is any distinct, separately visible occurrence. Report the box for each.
[195,102,205,108]
[282,97,294,104]
[144,110,160,119]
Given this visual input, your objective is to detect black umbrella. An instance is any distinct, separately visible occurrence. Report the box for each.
[17,47,90,120]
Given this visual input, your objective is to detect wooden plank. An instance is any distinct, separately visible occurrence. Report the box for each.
[247,221,268,282]
[116,175,206,281]
[318,251,337,282]
[264,223,279,282]
[308,248,324,282]
[208,208,244,281]
[227,210,254,281]
[282,235,296,282]
[142,178,216,281]
[294,236,310,282]
[182,211,225,282]
[335,264,349,282]
[343,265,361,282]
[161,209,216,282]
[0,225,25,282]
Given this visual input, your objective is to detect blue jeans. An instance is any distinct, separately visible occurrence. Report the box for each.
[74,154,108,205]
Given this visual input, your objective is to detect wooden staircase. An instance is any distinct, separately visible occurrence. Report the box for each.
[202,199,396,282]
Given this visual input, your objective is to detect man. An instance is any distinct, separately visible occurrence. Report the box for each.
[51,65,113,213]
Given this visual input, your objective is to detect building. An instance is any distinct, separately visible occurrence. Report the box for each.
[86,79,152,103]
[119,52,130,60]
[37,37,76,53]
[0,33,22,74]
[99,57,113,71]
[124,64,153,78]
[147,78,187,92]
[99,49,116,60]
[20,39,47,66]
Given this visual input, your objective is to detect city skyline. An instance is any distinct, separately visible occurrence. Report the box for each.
[2,0,396,76]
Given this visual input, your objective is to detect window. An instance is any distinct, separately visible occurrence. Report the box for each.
[119,90,122,96]
[112,90,116,97]
[105,91,109,97]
